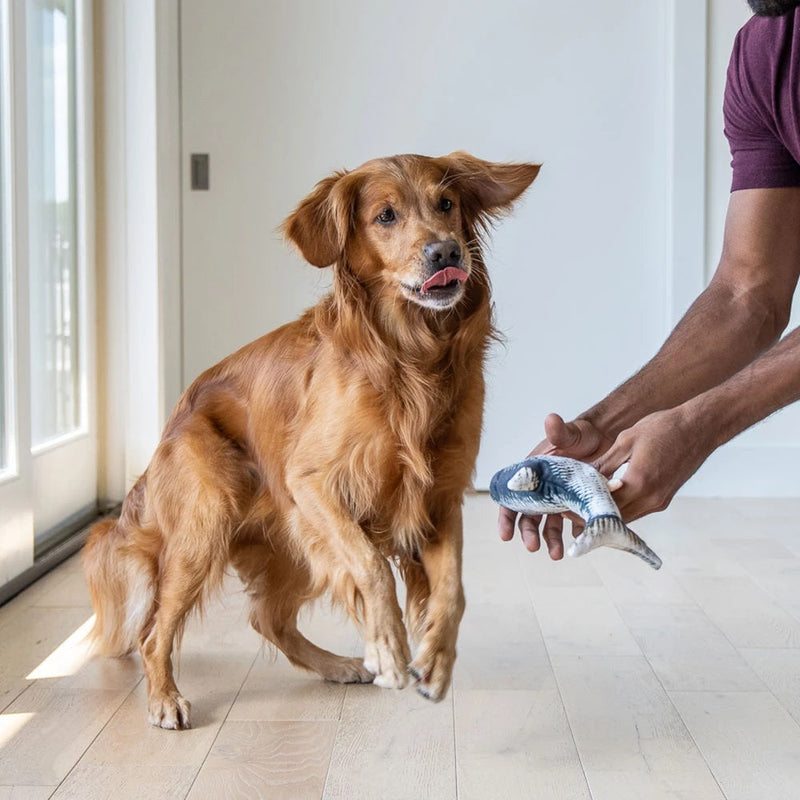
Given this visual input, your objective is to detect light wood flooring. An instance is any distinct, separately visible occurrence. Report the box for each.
[2,494,800,799]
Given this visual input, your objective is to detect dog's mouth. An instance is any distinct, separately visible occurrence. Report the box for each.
[421,266,469,294]
[401,266,469,308]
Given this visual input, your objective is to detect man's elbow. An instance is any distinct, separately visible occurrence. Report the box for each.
[744,286,791,347]
[711,270,792,348]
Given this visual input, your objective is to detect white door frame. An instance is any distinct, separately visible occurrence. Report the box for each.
[97,0,182,497]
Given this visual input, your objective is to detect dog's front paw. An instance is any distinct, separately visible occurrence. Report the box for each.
[409,644,455,702]
[147,692,191,730]
[364,634,410,690]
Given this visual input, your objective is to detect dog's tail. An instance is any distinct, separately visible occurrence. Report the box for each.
[82,515,157,657]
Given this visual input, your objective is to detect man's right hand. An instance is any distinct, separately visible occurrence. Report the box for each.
[497,413,613,558]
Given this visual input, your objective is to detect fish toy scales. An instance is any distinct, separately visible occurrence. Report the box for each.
[490,455,662,570]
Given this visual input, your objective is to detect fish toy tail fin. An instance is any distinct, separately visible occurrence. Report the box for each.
[568,515,662,570]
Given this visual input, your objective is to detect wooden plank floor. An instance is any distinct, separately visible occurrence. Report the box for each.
[2,494,800,799]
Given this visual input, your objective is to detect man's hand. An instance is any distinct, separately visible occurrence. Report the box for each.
[498,188,800,553]
[596,319,800,520]
[497,413,612,558]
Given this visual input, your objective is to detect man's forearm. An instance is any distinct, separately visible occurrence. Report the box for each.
[586,324,800,525]
[580,274,785,439]
[683,324,800,450]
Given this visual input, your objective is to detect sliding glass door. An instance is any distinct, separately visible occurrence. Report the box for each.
[0,0,95,589]
[28,0,81,452]
[27,0,96,545]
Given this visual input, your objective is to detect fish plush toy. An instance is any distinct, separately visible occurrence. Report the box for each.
[490,455,662,570]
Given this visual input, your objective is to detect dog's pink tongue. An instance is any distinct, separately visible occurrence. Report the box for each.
[421,267,469,294]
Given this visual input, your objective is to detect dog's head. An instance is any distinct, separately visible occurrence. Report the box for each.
[284,152,540,311]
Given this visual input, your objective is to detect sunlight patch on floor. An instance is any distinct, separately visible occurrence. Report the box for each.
[25,615,95,680]
[0,712,34,749]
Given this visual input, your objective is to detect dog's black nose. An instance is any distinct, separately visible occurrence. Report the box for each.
[424,239,461,267]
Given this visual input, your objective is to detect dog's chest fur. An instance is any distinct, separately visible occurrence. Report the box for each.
[332,358,475,554]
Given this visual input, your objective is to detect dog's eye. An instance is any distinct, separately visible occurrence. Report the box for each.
[376,208,396,225]
[440,198,454,212]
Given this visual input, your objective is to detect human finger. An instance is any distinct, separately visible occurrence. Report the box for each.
[543,413,611,462]
[519,514,542,552]
[593,434,631,478]
[612,465,669,523]
[527,414,575,457]
[541,514,565,560]
[563,511,585,538]
[543,413,581,451]
[544,414,598,455]
[498,506,518,541]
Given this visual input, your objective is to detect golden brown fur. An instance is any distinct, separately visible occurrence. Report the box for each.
[83,152,539,729]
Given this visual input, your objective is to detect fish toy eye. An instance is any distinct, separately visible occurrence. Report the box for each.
[508,466,539,492]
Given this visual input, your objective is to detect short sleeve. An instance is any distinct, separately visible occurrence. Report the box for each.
[724,29,800,192]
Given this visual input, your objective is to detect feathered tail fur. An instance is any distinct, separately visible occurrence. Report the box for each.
[82,515,158,656]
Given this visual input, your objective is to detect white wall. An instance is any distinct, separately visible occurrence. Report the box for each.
[180,0,684,491]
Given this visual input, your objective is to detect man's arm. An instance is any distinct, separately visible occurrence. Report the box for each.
[499,187,800,551]
[596,322,800,520]
[583,187,800,439]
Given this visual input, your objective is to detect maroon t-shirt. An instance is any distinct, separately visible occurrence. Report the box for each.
[724,8,800,191]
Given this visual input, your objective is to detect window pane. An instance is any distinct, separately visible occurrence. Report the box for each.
[27,0,80,448]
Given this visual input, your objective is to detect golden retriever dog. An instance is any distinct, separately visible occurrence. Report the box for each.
[83,152,539,729]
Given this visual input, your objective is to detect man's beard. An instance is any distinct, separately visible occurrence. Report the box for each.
[747,0,800,15]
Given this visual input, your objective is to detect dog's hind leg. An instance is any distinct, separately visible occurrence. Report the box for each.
[137,410,255,729]
[256,609,374,684]
[232,541,373,684]
[139,540,227,730]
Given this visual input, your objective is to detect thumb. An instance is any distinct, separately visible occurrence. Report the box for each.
[544,413,582,450]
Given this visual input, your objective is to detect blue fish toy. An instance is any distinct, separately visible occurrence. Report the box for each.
[490,455,662,570]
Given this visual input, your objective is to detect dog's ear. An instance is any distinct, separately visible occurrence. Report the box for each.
[283,171,362,267]
[442,151,540,218]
